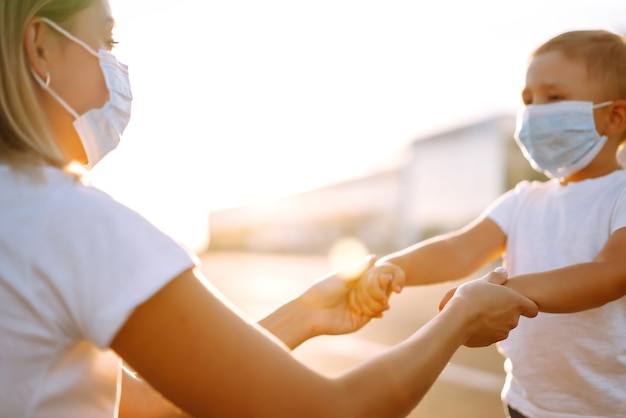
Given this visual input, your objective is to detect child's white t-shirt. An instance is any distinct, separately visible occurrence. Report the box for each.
[0,166,196,417]
[487,169,626,418]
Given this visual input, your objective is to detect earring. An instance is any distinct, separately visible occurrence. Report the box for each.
[45,72,50,86]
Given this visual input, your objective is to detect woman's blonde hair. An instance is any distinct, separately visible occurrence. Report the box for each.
[0,0,93,171]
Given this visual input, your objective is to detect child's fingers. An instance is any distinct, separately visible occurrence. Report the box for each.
[349,263,404,319]
[355,290,390,317]
[367,272,391,302]
[350,279,389,317]
[373,262,405,294]
[391,269,405,293]
[348,288,363,315]
[379,273,392,297]
[362,273,392,315]
[350,284,389,317]
[387,266,405,294]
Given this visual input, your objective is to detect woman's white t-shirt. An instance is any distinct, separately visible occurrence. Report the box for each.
[0,166,196,417]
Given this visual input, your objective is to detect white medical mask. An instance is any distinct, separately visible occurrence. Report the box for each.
[514,100,611,179]
[32,17,132,168]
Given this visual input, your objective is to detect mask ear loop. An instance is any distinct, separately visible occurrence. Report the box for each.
[31,69,80,119]
[593,100,613,109]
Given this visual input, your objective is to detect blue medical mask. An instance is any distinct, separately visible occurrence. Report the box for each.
[32,17,132,168]
[514,100,612,179]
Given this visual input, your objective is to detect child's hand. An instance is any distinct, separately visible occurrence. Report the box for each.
[349,261,405,319]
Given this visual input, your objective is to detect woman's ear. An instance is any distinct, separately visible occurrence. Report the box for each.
[23,17,52,82]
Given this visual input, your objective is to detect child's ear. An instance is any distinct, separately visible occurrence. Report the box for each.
[605,100,626,137]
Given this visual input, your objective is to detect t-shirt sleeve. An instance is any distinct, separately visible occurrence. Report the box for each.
[43,186,198,349]
[611,186,626,234]
[481,181,530,236]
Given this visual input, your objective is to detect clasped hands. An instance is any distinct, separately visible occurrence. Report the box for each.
[298,257,538,347]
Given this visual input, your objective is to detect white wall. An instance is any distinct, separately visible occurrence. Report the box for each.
[397,115,513,243]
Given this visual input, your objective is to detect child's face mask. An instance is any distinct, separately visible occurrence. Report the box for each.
[32,17,132,168]
[514,100,612,179]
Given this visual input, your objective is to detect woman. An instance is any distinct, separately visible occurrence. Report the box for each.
[0,0,538,416]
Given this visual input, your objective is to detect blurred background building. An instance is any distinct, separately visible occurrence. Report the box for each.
[207,113,544,256]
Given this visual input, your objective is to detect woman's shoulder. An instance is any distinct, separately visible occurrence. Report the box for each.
[0,165,151,238]
[48,170,159,239]
[43,169,138,228]
[1,165,117,207]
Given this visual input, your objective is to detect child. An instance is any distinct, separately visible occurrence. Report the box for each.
[366,30,626,417]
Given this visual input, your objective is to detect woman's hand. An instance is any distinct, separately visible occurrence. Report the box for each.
[259,255,403,348]
[300,255,399,336]
[439,268,539,347]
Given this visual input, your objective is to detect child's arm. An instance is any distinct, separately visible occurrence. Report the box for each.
[439,228,626,314]
[504,228,626,313]
[377,217,506,286]
[350,217,505,313]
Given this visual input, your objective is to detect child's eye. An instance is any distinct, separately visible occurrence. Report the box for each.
[547,95,564,102]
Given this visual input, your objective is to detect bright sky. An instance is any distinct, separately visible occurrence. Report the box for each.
[91,0,626,251]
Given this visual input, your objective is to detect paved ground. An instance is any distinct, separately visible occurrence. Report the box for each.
[199,251,509,418]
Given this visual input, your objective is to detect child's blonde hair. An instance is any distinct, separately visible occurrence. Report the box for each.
[532,30,626,101]
[533,30,626,146]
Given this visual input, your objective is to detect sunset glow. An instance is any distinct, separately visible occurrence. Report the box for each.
[92,0,626,252]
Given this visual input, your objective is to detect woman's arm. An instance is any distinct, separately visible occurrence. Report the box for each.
[118,255,392,416]
[111,267,537,418]
[118,368,191,418]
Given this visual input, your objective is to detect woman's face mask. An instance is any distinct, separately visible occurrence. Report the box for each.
[514,100,611,179]
[32,17,133,168]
